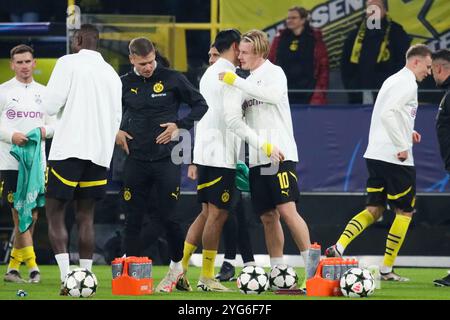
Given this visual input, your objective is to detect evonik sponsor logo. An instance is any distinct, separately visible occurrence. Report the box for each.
[5,109,44,120]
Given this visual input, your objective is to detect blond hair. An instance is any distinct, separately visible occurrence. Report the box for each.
[241,30,270,59]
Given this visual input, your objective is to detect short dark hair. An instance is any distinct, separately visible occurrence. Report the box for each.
[77,24,99,43]
[10,44,34,59]
[432,49,450,63]
[129,37,155,56]
[406,44,432,60]
[214,29,241,54]
[288,6,309,19]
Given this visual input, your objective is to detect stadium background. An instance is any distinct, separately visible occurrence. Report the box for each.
[0,0,449,268]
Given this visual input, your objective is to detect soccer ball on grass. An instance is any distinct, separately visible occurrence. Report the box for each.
[340,267,375,298]
[236,266,269,294]
[268,264,298,290]
[64,268,98,298]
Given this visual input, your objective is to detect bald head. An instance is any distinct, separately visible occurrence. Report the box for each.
[71,24,99,53]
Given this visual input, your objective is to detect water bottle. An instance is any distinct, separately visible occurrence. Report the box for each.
[321,259,335,280]
[307,242,321,279]
[128,263,142,279]
[111,258,124,279]
[334,259,343,280]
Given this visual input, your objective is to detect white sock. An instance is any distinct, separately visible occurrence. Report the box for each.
[336,243,345,255]
[380,265,392,274]
[170,260,183,272]
[270,256,284,267]
[55,253,70,282]
[301,250,309,275]
[224,259,235,266]
[243,261,256,267]
[80,259,93,271]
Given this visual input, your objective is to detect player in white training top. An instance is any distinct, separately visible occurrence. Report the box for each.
[189,29,243,292]
[325,44,432,282]
[42,24,122,295]
[0,44,54,284]
[220,30,311,289]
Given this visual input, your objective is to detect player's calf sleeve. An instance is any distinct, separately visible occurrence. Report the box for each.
[337,209,375,252]
[382,214,412,268]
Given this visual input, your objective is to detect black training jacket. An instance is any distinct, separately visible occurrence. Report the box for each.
[120,66,207,162]
[436,76,450,172]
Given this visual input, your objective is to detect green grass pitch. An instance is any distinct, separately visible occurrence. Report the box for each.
[0,265,449,300]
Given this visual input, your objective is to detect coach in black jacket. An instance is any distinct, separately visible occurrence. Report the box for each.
[434,50,450,173]
[432,49,450,287]
[116,37,207,292]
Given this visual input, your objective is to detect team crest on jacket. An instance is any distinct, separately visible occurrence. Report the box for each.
[153,81,164,93]
[7,191,14,204]
[289,40,298,51]
[123,188,132,201]
[35,94,42,105]
[221,190,230,203]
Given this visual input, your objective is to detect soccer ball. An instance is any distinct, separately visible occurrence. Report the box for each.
[268,264,298,290]
[236,266,269,294]
[64,268,98,298]
[340,267,375,298]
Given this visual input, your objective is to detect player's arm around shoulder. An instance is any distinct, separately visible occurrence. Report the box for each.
[222,85,284,163]
[220,66,286,105]
[222,85,244,129]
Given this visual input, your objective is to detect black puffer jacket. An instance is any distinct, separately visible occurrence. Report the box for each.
[436,76,450,172]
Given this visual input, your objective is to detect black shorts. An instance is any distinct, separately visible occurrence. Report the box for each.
[197,165,236,210]
[249,161,299,215]
[365,159,416,212]
[46,158,107,201]
[0,170,18,208]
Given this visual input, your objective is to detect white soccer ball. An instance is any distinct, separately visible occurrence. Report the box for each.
[64,268,98,298]
[340,267,375,298]
[236,266,269,294]
[268,264,298,290]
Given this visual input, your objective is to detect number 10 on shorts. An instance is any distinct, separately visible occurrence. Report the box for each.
[277,172,289,189]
